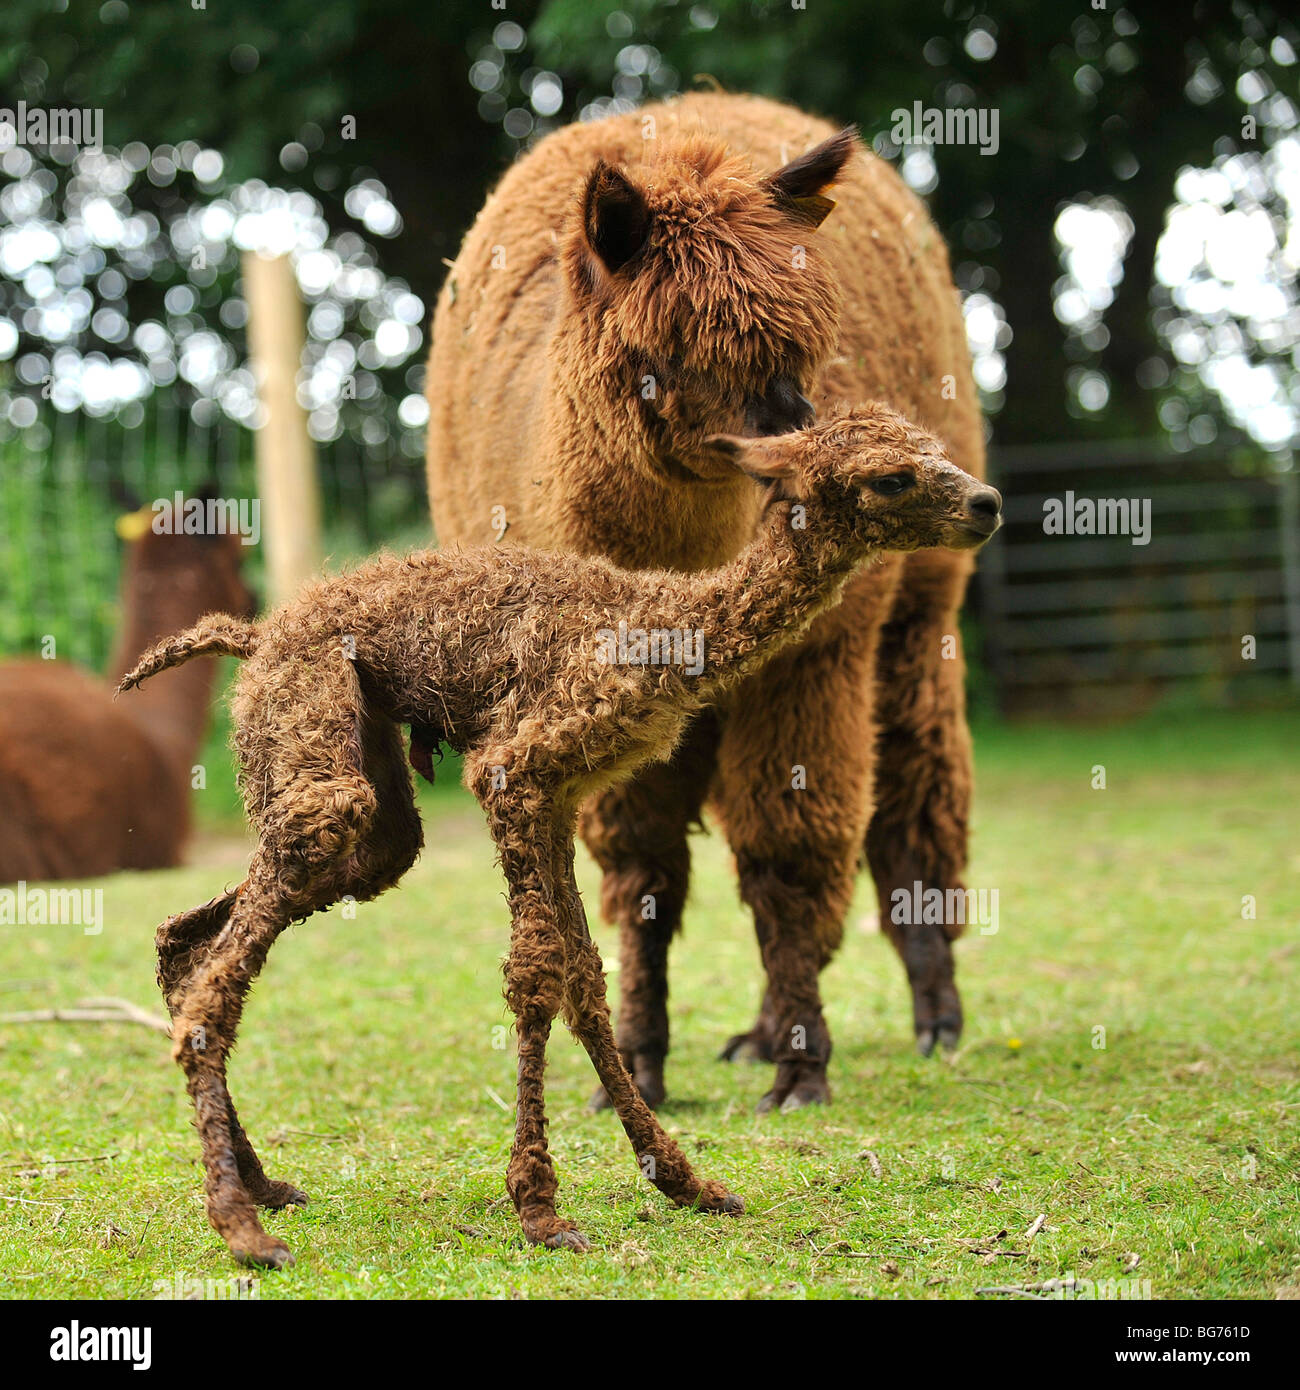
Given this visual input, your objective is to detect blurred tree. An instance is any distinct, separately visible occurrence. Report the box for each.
[2,0,1296,453]
[521,0,1300,451]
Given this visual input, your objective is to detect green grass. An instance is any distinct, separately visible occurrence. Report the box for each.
[2,708,1297,1300]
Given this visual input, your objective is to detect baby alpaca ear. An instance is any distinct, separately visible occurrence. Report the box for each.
[705,434,802,485]
[765,126,857,228]
[581,161,653,274]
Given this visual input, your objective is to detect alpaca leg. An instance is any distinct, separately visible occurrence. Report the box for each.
[156,892,237,1009]
[229,729,420,1217]
[866,549,975,1055]
[713,610,881,1112]
[580,712,717,1110]
[551,835,742,1216]
[155,892,303,1208]
[478,784,587,1249]
[170,857,299,1267]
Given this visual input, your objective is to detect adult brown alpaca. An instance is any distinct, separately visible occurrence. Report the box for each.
[426,92,987,1113]
[119,405,1000,1267]
[0,505,255,882]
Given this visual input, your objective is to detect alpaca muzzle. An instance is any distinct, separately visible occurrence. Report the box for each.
[958,484,1003,539]
[743,376,816,437]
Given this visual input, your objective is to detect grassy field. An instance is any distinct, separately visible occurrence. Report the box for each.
[1,707,1297,1300]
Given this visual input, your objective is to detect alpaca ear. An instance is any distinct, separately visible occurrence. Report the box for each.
[581,161,652,273]
[766,127,857,227]
[705,434,801,485]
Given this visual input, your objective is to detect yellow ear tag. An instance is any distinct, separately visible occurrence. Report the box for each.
[791,193,837,228]
[115,507,153,542]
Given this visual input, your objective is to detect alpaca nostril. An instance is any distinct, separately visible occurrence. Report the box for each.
[966,487,1002,519]
[745,378,815,436]
[963,487,1002,532]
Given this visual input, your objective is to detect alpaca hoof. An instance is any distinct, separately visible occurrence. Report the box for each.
[258,1180,310,1210]
[916,1021,961,1057]
[692,1181,745,1215]
[542,1227,591,1252]
[719,1027,775,1064]
[779,1086,823,1114]
[232,1236,295,1270]
[756,1069,831,1115]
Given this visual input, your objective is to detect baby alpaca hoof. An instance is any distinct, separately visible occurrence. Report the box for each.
[231,1235,295,1270]
[692,1180,744,1215]
[257,1179,310,1210]
[544,1227,592,1252]
[521,1211,590,1251]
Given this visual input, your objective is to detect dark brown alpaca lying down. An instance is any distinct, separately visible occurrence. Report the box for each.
[119,404,1001,1268]
[0,508,254,883]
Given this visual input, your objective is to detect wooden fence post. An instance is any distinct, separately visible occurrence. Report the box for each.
[242,250,323,605]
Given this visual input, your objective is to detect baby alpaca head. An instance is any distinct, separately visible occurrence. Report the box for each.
[708,402,1002,554]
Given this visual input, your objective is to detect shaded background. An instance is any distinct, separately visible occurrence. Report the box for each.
[1,0,1298,716]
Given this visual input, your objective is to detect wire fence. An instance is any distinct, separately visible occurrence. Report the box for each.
[4,403,1299,719]
[980,440,1300,714]
[0,399,429,671]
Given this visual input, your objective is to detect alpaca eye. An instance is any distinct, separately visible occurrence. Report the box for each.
[868,474,915,497]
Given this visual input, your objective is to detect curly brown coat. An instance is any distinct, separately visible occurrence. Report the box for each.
[119,404,999,1267]
[426,92,988,1114]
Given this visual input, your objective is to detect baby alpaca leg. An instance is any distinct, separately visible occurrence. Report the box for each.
[553,834,742,1218]
[156,892,236,1007]
[227,728,419,1221]
[580,712,717,1109]
[170,857,299,1267]
[156,892,303,1210]
[479,785,587,1250]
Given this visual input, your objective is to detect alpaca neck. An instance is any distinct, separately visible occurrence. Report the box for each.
[681,504,868,701]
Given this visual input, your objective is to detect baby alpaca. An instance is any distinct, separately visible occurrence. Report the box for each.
[119,403,1001,1268]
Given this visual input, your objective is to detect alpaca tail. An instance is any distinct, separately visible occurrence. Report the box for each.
[115,614,260,695]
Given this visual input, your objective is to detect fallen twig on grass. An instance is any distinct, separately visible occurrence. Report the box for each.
[0,997,170,1033]
[0,1194,84,1206]
[1,1153,118,1169]
[1024,1212,1048,1242]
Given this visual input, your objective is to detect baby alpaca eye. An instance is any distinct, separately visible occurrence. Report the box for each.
[867,473,915,497]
